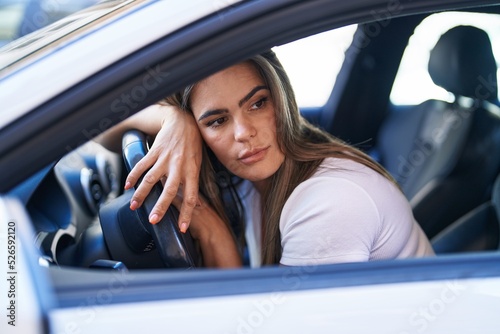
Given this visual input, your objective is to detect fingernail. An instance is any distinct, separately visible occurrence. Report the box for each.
[124,181,131,190]
[130,200,138,210]
[149,214,159,224]
[180,222,188,233]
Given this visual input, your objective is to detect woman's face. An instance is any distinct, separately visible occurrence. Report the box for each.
[190,62,285,189]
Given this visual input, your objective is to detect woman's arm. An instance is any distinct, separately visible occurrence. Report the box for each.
[96,104,203,231]
[95,104,165,152]
[173,195,242,268]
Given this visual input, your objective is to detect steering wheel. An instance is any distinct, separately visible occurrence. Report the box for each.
[99,130,200,269]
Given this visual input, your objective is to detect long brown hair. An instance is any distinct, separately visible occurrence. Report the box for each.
[162,50,396,265]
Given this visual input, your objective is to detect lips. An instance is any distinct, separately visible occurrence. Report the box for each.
[238,146,270,165]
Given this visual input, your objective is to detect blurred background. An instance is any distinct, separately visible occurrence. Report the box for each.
[0,0,98,47]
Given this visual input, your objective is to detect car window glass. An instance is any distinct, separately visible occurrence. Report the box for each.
[273,25,357,108]
[390,11,500,105]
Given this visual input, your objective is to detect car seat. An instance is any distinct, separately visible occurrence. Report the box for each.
[376,25,500,238]
[431,173,500,253]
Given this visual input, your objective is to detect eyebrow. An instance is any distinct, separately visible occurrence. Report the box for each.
[238,85,268,107]
[197,108,228,122]
[197,85,269,122]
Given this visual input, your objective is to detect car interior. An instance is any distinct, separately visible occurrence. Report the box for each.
[316,9,500,256]
[376,25,500,241]
[8,4,500,271]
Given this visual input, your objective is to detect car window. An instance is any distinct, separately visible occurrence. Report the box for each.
[273,25,357,108]
[390,11,500,105]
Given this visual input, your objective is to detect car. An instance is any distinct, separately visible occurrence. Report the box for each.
[1,0,500,333]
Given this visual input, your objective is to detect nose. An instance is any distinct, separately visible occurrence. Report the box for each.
[233,115,256,142]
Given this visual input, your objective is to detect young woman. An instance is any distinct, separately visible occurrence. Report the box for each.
[101,50,434,268]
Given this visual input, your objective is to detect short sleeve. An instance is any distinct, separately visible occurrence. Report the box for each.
[279,176,382,266]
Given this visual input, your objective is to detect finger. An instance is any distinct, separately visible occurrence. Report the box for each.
[177,171,200,233]
[129,164,165,211]
[148,173,181,224]
[125,152,157,190]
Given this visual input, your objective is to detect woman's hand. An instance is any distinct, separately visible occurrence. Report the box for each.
[173,194,242,268]
[124,105,203,232]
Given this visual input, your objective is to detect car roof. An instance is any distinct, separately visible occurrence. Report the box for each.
[0,0,135,71]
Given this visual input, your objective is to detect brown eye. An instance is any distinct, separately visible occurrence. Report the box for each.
[206,117,226,128]
[250,97,268,110]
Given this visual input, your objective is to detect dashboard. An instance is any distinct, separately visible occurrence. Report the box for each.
[10,141,123,267]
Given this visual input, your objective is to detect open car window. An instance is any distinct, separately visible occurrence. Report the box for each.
[273,25,357,108]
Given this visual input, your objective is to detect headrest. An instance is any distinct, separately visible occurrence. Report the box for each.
[428,25,497,101]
